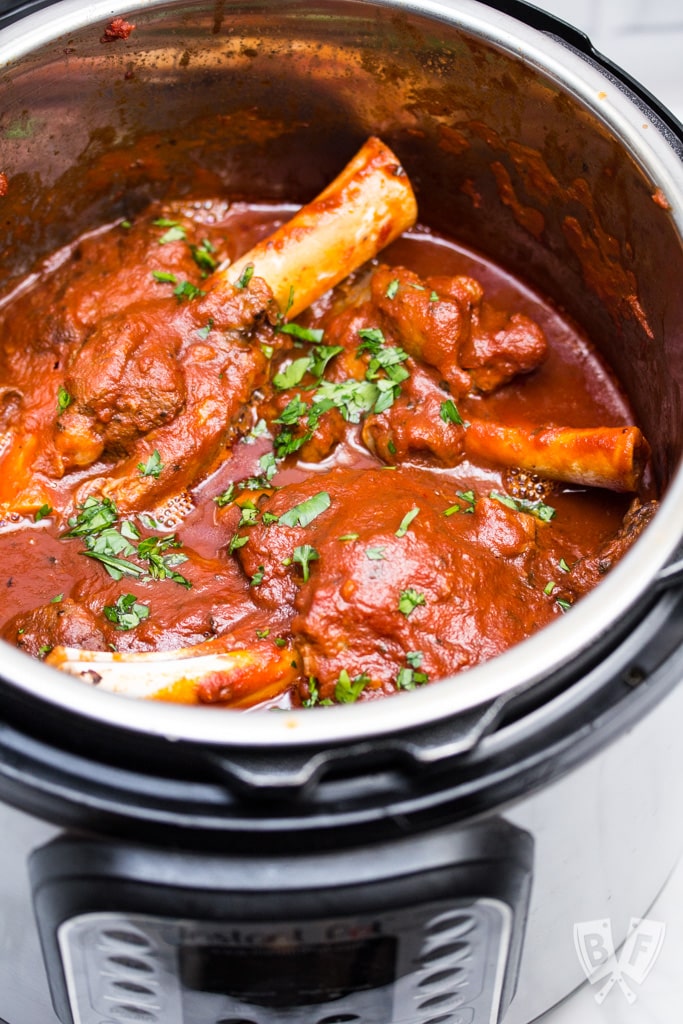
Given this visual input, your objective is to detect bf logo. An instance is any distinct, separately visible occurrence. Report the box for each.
[573,918,666,1003]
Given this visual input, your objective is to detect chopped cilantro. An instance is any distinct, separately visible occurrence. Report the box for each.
[335,668,370,703]
[152,269,178,284]
[278,322,325,344]
[137,449,164,478]
[490,490,556,522]
[385,278,400,299]
[235,263,254,289]
[396,507,420,537]
[34,503,53,523]
[398,588,426,616]
[103,593,150,631]
[302,677,334,707]
[365,546,386,560]
[190,239,217,275]
[278,491,331,528]
[214,483,236,508]
[292,544,319,582]
[228,533,249,553]
[157,224,187,245]
[357,327,386,352]
[196,317,214,340]
[309,344,343,377]
[273,356,314,390]
[440,399,464,425]
[64,496,119,538]
[250,565,265,586]
[137,535,191,588]
[444,490,476,516]
[173,280,205,302]
[57,386,73,414]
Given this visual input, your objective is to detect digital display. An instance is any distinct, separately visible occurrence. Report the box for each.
[179,935,397,1008]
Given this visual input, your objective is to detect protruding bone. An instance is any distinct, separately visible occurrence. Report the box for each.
[464,420,649,492]
[45,637,300,708]
[225,136,418,318]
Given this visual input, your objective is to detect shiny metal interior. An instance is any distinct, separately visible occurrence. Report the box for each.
[1,0,683,747]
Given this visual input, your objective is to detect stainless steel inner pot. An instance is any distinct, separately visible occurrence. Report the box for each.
[1,0,682,748]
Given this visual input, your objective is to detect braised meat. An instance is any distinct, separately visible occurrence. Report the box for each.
[0,139,656,708]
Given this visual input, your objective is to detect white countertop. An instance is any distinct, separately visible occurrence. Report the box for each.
[522,3,683,1021]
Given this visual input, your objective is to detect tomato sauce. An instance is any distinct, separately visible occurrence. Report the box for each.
[0,197,655,709]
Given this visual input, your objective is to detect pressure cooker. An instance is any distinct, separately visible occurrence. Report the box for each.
[1,1,683,1022]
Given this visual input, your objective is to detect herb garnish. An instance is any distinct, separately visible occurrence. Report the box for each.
[137,449,164,478]
[156,222,187,245]
[292,544,319,582]
[398,588,426,617]
[335,668,370,703]
[490,490,556,522]
[278,491,331,528]
[64,496,191,587]
[34,503,53,523]
[190,239,217,275]
[278,322,325,344]
[302,677,334,707]
[235,263,254,289]
[57,386,73,414]
[396,650,429,689]
[396,507,420,537]
[214,483,236,508]
[103,593,150,631]
[444,490,476,516]
[440,399,464,425]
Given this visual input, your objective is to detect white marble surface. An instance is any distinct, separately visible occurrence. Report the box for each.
[535,854,683,1021]
[539,0,683,123]
[530,8,683,1016]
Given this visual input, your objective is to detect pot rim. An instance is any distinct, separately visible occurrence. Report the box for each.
[1,0,683,749]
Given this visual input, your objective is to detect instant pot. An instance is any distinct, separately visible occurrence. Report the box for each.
[2,1,683,1022]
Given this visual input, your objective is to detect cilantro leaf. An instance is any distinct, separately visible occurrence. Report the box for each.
[104,593,150,631]
[278,491,331,528]
[278,322,325,344]
[440,399,464,425]
[490,490,556,522]
[273,356,314,390]
[395,507,420,537]
[398,588,426,616]
[292,544,319,582]
[137,449,164,478]
[57,386,73,414]
[334,668,370,703]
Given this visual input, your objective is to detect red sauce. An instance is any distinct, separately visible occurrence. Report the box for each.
[0,199,655,709]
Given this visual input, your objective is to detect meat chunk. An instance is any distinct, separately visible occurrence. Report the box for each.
[4,598,107,658]
[371,265,548,394]
[362,362,467,466]
[558,499,658,601]
[233,466,561,701]
[55,301,187,468]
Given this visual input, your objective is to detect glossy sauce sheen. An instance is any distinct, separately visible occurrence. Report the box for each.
[0,200,649,708]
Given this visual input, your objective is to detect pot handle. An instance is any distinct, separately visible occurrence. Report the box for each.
[655,554,683,593]
[203,692,510,799]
